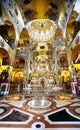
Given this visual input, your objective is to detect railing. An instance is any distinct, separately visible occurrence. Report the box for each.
[0,83,10,96]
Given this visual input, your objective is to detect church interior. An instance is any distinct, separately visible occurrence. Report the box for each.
[0,0,80,129]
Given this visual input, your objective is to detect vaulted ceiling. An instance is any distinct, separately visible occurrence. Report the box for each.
[17,0,61,22]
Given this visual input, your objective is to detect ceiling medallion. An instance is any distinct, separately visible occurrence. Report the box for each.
[40,46,45,49]
[26,19,57,42]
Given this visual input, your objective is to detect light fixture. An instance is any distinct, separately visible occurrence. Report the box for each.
[26,19,57,42]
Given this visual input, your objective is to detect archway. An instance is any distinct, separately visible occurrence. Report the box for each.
[0,48,10,65]
[71,45,80,64]
[39,77,47,89]
[0,48,10,83]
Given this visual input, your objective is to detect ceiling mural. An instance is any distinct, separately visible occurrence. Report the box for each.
[0,0,24,34]
[0,0,79,43]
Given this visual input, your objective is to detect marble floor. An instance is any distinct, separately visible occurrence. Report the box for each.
[0,94,80,130]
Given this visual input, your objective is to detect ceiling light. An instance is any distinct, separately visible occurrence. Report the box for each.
[26,19,57,42]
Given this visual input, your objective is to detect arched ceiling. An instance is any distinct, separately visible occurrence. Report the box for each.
[18,0,61,21]
[0,0,79,42]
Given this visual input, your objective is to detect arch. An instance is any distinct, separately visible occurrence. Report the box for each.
[0,20,16,49]
[59,54,68,67]
[0,48,10,83]
[18,27,30,47]
[39,77,47,88]
[0,48,10,65]
[66,11,78,45]
[71,45,80,64]
[5,20,16,39]
[14,58,25,68]
[13,71,24,83]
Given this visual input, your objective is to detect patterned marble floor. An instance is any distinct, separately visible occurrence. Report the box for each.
[0,95,80,130]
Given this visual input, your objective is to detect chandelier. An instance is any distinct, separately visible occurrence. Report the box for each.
[26,19,57,42]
